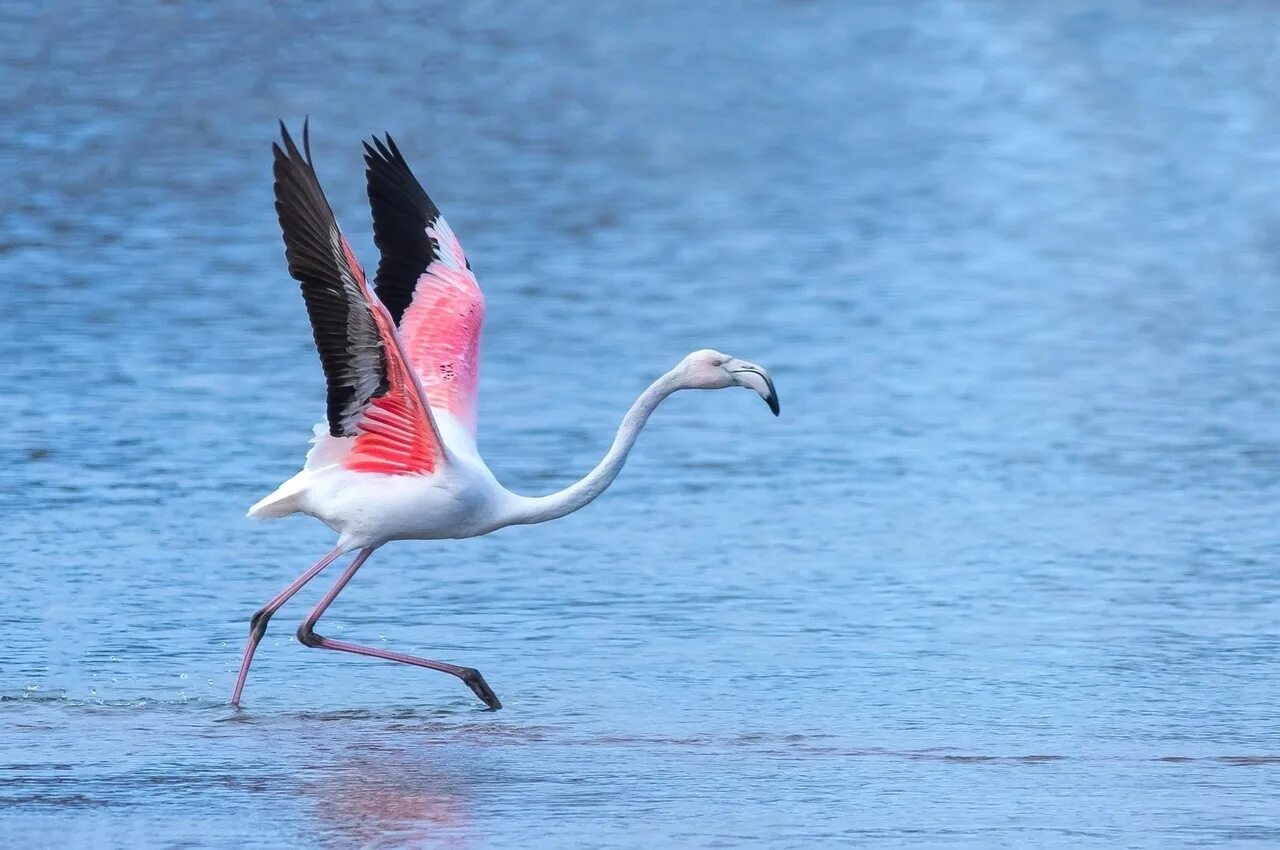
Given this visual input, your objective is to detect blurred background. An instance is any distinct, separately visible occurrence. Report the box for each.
[3,1,1280,847]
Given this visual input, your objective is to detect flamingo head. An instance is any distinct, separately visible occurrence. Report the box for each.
[677,349,780,416]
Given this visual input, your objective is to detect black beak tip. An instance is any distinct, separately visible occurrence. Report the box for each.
[767,394,780,417]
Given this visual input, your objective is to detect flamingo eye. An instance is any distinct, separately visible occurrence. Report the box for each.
[711,359,723,367]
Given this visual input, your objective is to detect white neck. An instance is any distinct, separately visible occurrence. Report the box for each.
[501,369,682,526]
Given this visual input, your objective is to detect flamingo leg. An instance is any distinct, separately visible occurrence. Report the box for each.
[295,547,502,710]
[230,546,345,706]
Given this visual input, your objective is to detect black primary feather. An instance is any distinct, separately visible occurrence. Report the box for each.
[273,120,389,437]
[363,133,450,326]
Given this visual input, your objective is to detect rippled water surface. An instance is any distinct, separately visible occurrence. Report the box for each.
[4,2,1280,847]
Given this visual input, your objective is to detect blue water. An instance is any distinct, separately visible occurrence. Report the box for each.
[4,1,1280,846]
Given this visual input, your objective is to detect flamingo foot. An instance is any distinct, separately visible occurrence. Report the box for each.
[460,667,502,710]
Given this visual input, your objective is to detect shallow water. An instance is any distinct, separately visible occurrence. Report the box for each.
[3,1,1280,847]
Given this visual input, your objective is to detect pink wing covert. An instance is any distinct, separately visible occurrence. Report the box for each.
[397,217,485,433]
[365,136,485,435]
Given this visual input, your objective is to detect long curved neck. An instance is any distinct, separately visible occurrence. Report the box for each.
[503,370,682,526]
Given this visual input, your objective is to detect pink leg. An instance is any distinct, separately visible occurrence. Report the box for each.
[229,546,345,706]
[296,548,501,710]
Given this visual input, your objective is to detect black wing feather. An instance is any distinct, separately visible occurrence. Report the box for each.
[363,133,450,326]
[273,120,388,437]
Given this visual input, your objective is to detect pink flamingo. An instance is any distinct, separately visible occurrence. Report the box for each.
[231,122,780,710]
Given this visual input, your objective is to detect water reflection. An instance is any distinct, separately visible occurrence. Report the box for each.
[308,751,473,849]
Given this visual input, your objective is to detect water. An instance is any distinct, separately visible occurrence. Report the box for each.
[3,1,1280,846]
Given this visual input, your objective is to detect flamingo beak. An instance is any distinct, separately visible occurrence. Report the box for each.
[729,362,780,416]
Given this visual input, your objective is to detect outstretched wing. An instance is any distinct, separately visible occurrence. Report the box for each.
[273,121,446,476]
[364,134,485,435]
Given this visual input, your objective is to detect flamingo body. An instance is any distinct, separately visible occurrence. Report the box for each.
[250,413,510,548]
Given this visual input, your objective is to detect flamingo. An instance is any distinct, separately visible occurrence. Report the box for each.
[231,121,780,711]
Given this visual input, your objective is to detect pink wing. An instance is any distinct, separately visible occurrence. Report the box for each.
[274,122,446,476]
[365,136,485,434]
